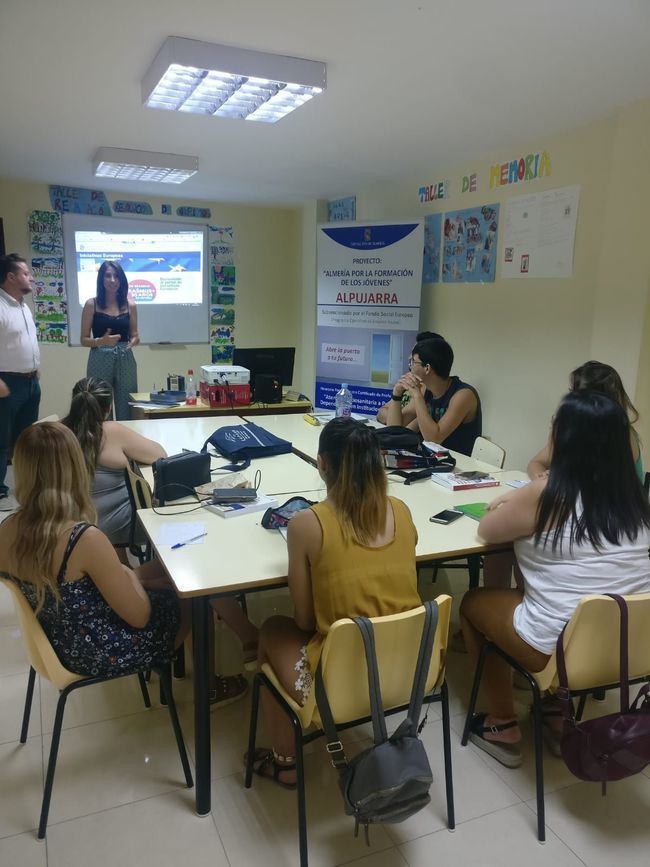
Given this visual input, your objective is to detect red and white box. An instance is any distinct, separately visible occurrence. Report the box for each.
[199,381,251,407]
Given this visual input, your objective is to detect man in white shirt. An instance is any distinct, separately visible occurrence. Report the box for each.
[0,254,41,509]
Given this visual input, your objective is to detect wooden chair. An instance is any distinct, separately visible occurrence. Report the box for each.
[1,576,193,838]
[245,596,454,867]
[124,460,153,563]
[461,592,650,842]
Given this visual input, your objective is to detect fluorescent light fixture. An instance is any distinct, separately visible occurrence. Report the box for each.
[93,147,198,183]
[142,36,326,123]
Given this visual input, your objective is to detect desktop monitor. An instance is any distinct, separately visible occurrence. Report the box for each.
[233,347,295,390]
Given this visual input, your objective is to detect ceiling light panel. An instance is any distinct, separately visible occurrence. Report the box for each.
[93,148,198,184]
[142,37,326,123]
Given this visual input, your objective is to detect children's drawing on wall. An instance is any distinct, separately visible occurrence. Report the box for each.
[442,203,499,283]
[422,213,442,283]
[29,211,63,254]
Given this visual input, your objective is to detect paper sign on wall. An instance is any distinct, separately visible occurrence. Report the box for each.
[501,185,580,279]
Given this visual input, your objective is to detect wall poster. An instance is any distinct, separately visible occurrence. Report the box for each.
[315,221,423,414]
[29,210,67,343]
[208,226,235,363]
[423,213,442,283]
[501,185,580,279]
[442,204,499,283]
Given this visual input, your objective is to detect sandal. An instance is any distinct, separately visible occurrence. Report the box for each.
[242,642,258,670]
[209,674,248,710]
[449,628,467,654]
[468,713,523,768]
[246,748,297,790]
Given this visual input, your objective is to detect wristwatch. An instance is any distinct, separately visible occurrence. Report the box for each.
[391,393,403,401]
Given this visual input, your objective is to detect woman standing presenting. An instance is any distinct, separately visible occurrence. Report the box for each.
[80,261,139,420]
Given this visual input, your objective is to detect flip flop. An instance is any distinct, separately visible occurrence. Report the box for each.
[468,713,523,768]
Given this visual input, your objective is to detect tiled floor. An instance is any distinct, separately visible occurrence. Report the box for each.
[1,569,649,867]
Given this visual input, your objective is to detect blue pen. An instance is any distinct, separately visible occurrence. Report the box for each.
[171,532,208,549]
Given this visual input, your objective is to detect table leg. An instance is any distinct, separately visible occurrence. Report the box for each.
[468,554,481,589]
[192,596,211,815]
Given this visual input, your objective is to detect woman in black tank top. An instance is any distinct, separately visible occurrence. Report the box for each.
[80,261,140,420]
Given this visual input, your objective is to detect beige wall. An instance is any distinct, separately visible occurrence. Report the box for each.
[301,102,650,470]
[0,179,303,418]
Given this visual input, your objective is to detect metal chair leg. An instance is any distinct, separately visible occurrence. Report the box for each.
[173,644,186,679]
[39,687,70,838]
[576,693,587,722]
[440,681,455,830]
[157,666,194,789]
[530,683,546,842]
[244,674,262,788]
[20,666,37,743]
[290,713,308,867]
[461,641,491,745]
[137,671,151,708]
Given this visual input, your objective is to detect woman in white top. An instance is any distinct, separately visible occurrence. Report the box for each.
[460,390,650,768]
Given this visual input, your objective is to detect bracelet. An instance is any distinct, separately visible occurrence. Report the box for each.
[391,393,403,402]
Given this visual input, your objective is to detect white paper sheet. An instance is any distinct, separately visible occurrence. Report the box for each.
[157,522,207,547]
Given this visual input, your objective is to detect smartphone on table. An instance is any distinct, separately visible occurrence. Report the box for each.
[429,509,463,525]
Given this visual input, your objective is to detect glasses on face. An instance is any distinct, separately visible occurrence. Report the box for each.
[408,358,424,369]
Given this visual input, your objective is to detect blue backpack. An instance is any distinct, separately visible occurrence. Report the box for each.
[201,422,292,470]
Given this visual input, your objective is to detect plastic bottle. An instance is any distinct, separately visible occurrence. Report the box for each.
[335,383,353,419]
[186,369,197,405]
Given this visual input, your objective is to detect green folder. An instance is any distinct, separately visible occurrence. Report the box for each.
[455,502,489,521]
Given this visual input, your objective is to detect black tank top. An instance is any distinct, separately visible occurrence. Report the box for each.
[424,376,482,456]
[91,300,130,343]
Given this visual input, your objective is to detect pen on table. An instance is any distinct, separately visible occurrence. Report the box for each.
[303,413,319,426]
[171,532,208,550]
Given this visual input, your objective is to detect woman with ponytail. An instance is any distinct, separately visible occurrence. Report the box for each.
[250,417,421,788]
[63,378,165,559]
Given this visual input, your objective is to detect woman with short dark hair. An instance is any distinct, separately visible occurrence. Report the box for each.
[461,390,650,768]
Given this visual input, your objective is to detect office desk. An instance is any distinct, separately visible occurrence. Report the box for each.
[137,469,524,817]
[243,412,504,474]
[120,417,324,497]
[129,392,311,420]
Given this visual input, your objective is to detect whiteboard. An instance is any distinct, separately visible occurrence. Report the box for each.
[62,213,209,345]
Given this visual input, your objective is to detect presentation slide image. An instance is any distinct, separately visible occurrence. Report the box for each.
[74,231,203,307]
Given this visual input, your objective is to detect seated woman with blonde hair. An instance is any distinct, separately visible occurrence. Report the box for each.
[250,418,422,788]
[0,423,187,677]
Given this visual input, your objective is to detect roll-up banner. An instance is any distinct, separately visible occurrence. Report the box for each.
[315,221,424,415]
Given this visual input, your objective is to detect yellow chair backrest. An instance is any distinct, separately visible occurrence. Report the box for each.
[125,462,153,510]
[0,577,83,691]
[537,592,650,693]
[310,595,452,728]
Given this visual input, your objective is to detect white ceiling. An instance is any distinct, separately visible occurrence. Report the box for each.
[2,0,650,205]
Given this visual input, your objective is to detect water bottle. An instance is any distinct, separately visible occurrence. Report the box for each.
[186,369,197,405]
[335,383,353,418]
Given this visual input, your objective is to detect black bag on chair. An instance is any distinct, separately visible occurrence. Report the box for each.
[315,600,438,843]
[556,594,650,792]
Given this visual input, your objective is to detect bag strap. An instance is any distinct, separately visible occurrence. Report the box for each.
[354,616,388,745]
[607,594,630,712]
[405,600,438,734]
[555,593,631,719]
[314,661,348,770]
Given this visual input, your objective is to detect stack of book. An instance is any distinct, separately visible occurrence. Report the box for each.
[431,472,500,491]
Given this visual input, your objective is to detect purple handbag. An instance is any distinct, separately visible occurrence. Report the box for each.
[555,594,650,792]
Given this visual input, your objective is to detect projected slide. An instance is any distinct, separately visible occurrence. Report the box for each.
[75,230,204,306]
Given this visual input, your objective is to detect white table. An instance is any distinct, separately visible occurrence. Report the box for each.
[132,415,527,817]
[241,412,503,473]
[120,417,325,497]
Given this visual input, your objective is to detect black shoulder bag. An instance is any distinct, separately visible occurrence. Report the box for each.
[315,600,438,843]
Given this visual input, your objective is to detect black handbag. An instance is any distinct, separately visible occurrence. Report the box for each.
[315,601,438,843]
[555,594,650,792]
[374,426,422,452]
[152,450,211,504]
